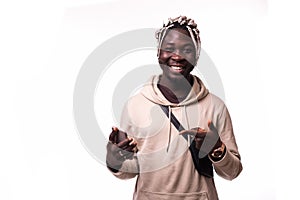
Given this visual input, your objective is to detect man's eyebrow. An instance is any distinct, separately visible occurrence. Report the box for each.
[163,42,194,46]
[183,44,194,47]
[163,42,175,45]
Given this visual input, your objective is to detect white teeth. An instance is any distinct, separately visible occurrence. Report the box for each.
[171,66,182,70]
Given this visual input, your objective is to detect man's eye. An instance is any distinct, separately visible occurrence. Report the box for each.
[183,48,193,53]
[164,47,174,52]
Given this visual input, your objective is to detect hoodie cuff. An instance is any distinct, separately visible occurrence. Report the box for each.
[209,145,239,167]
[209,145,229,165]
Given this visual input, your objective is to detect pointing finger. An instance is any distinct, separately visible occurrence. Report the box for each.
[179,127,207,138]
[179,129,197,136]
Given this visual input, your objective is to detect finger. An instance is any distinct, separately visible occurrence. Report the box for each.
[207,120,218,132]
[109,127,119,143]
[208,120,216,129]
[179,128,206,136]
[117,138,133,149]
[197,127,206,132]
[179,129,198,136]
[190,127,200,132]
[208,120,211,126]
[112,126,119,132]
[187,127,207,137]
[195,129,207,139]
[124,142,137,152]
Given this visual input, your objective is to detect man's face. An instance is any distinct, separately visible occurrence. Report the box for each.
[158,28,196,81]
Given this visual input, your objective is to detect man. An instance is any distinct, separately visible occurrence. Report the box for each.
[106,16,242,200]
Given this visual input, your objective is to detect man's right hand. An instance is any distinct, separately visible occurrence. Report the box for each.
[106,127,137,172]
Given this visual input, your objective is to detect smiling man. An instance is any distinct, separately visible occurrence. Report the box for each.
[157,27,197,104]
[106,16,243,200]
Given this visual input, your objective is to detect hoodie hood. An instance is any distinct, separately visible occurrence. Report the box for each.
[140,75,209,106]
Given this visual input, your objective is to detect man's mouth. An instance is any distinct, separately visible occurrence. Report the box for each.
[171,66,183,70]
[170,65,185,73]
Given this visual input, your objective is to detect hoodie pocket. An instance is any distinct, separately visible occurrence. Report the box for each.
[140,190,209,200]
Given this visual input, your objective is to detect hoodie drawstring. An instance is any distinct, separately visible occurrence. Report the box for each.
[184,105,192,147]
[166,105,172,152]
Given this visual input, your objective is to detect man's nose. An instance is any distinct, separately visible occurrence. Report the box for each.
[170,50,184,61]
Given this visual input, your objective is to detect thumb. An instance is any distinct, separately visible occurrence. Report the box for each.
[208,120,216,130]
[208,120,212,128]
[208,120,218,134]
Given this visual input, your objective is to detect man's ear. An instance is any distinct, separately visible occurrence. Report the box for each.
[157,48,160,58]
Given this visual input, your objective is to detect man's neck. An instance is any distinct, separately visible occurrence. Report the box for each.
[158,75,194,103]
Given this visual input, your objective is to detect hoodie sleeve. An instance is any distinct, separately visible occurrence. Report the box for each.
[210,104,243,180]
[108,156,139,179]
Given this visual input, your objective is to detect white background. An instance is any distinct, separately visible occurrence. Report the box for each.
[1,0,299,199]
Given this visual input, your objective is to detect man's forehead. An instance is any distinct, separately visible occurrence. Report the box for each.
[166,28,191,37]
[163,29,194,44]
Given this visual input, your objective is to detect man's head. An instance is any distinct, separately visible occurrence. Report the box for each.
[155,16,201,81]
[155,16,201,64]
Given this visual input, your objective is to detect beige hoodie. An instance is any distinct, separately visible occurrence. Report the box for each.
[110,75,242,200]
